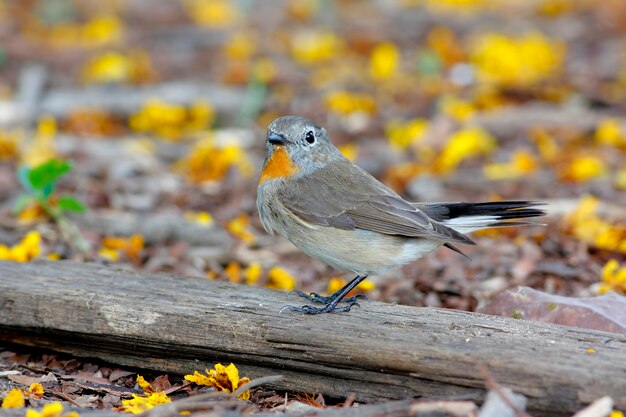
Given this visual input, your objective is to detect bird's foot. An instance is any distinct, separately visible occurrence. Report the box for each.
[279,300,361,315]
[289,290,369,304]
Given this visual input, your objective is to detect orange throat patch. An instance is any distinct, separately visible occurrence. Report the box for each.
[259,147,299,185]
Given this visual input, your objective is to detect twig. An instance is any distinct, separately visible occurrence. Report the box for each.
[342,392,356,408]
[478,365,532,417]
[49,390,83,407]
[231,375,283,399]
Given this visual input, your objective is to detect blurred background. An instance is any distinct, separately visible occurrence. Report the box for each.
[0,0,625,315]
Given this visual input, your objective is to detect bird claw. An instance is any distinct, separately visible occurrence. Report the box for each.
[289,290,369,304]
[279,300,361,315]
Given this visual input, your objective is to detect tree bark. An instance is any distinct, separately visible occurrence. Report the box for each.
[0,261,624,416]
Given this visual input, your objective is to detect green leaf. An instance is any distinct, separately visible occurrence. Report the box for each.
[12,194,34,214]
[27,159,72,191]
[57,196,86,214]
[41,183,55,199]
[17,166,34,192]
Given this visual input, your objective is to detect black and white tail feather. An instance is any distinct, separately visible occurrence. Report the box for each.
[414,201,545,259]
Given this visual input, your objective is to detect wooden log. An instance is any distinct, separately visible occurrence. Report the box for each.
[0,261,624,417]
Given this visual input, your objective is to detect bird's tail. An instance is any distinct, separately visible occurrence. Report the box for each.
[414,201,546,234]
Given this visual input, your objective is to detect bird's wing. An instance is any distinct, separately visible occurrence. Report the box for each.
[276,159,474,245]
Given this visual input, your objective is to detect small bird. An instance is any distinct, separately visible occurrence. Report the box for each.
[257,116,545,314]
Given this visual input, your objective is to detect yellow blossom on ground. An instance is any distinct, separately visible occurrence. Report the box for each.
[43,15,123,49]
[177,136,252,183]
[440,96,476,122]
[483,149,539,180]
[267,266,296,291]
[325,91,376,116]
[565,195,626,254]
[21,116,57,167]
[185,211,214,226]
[136,375,154,393]
[369,42,400,80]
[224,261,242,283]
[24,402,78,417]
[423,0,488,13]
[435,127,496,173]
[291,30,341,65]
[81,51,154,85]
[81,52,132,84]
[28,383,44,399]
[560,156,607,182]
[224,32,255,60]
[97,247,119,262]
[470,32,564,86]
[81,15,124,46]
[0,129,19,160]
[99,234,144,263]
[129,99,215,141]
[119,392,170,414]
[386,118,429,150]
[244,262,262,285]
[117,375,170,414]
[185,363,250,400]
[0,231,42,263]
[327,277,375,296]
[598,259,626,295]
[1,388,25,409]
[595,118,625,147]
[227,214,255,245]
[184,0,238,27]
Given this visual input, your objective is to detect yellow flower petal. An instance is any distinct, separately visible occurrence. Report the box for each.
[244,262,262,285]
[41,402,64,417]
[28,383,44,399]
[471,31,564,86]
[369,42,399,81]
[136,375,153,394]
[267,267,296,291]
[1,388,25,409]
[436,127,496,173]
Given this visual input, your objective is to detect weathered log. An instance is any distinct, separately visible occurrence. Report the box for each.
[0,261,624,417]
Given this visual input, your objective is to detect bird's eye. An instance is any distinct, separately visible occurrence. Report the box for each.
[305,131,315,144]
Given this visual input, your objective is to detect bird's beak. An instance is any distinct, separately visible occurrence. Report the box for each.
[268,134,288,145]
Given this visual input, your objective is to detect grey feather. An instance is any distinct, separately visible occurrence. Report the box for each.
[277,158,474,245]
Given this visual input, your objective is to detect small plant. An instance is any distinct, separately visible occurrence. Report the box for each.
[13,159,86,221]
[13,159,89,253]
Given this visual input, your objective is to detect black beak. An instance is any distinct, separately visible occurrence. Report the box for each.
[268,134,287,145]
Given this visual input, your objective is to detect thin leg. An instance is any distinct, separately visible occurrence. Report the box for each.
[280,275,369,315]
[289,274,369,304]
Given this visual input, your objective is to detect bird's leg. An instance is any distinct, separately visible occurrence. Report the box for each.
[281,275,368,314]
[289,275,370,304]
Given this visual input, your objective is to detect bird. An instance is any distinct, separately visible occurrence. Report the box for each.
[256,115,545,314]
